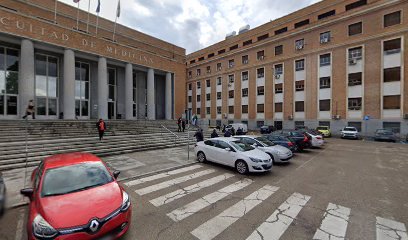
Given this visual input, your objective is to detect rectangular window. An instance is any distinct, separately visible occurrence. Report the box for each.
[275,64,283,75]
[228,59,235,68]
[243,40,252,46]
[257,86,265,96]
[190,60,195,64]
[230,44,238,51]
[217,63,222,71]
[242,71,249,81]
[295,59,305,71]
[348,97,362,110]
[346,0,367,11]
[242,55,249,64]
[228,74,234,83]
[206,93,211,101]
[206,79,211,87]
[320,32,331,44]
[257,34,269,41]
[257,68,265,78]
[295,80,305,91]
[294,19,310,28]
[318,10,336,20]
[319,121,331,128]
[229,90,234,99]
[348,122,362,132]
[217,77,222,85]
[295,121,305,128]
[295,39,305,50]
[197,108,201,114]
[384,38,401,54]
[242,88,248,97]
[348,47,362,60]
[384,67,401,82]
[242,105,248,114]
[229,106,234,114]
[275,45,283,55]
[295,101,304,112]
[320,53,331,66]
[206,107,211,114]
[384,11,401,28]
[257,50,265,60]
[319,99,331,111]
[206,66,211,74]
[217,92,221,100]
[257,104,265,113]
[320,77,331,89]
[275,27,288,35]
[383,95,400,109]
[275,103,283,112]
[197,95,201,102]
[188,83,192,90]
[188,96,192,102]
[208,53,215,58]
[198,57,205,62]
[197,81,201,89]
[383,122,401,133]
[196,69,201,76]
[217,106,221,114]
[218,49,226,55]
[348,72,362,86]
[275,83,283,93]
[188,71,192,78]
[348,22,362,36]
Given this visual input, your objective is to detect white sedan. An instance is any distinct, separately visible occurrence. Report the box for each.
[194,137,272,174]
[234,136,293,163]
[305,130,325,147]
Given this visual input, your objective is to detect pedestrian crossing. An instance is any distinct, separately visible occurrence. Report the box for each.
[124,165,408,240]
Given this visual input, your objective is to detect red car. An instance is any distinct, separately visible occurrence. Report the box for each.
[20,153,132,240]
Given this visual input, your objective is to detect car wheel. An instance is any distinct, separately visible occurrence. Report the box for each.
[235,160,248,175]
[197,152,207,163]
[267,153,275,164]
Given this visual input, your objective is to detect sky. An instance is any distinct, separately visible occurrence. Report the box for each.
[59,0,321,54]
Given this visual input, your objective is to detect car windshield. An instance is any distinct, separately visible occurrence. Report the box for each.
[344,127,357,131]
[41,162,113,197]
[230,141,254,152]
[376,129,393,135]
[255,137,275,146]
[316,127,328,130]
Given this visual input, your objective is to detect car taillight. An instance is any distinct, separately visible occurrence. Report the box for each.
[303,136,308,142]
[316,136,322,140]
[288,142,293,147]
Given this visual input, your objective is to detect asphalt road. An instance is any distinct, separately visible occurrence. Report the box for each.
[1,138,407,240]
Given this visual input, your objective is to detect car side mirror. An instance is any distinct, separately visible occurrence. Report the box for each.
[20,188,34,199]
[113,170,121,179]
[224,148,231,152]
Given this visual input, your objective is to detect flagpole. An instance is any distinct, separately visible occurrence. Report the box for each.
[76,1,80,30]
[86,0,91,33]
[54,0,58,24]
[113,15,118,42]
[95,13,99,36]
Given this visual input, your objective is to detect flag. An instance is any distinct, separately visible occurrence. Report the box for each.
[116,0,121,18]
[73,0,81,3]
[96,0,101,13]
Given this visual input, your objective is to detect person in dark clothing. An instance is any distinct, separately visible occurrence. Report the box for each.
[222,124,226,133]
[236,127,243,136]
[194,128,204,142]
[231,127,236,136]
[211,129,219,138]
[96,119,106,141]
[224,130,232,137]
[182,119,186,132]
[22,100,35,119]
[177,117,182,132]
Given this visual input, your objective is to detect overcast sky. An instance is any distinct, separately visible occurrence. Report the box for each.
[59,0,321,54]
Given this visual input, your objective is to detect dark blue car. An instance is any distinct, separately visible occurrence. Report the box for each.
[265,134,298,153]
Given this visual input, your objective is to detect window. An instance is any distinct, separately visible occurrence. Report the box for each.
[35,54,58,116]
[208,53,215,58]
[188,96,192,103]
[188,83,192,90]
[318,10,336,20]
[188,71,192,78]
[206,93,211,101]
[242,88,248,97]
[257,50,265,60]
[228,59,235,68]
[198,57,204,62]
[206,79,211,87]
[295,59,305,71]
[348,97,362,110]
[230,44,238,51]
[275,64,283,75]
[275,45,283,55]
[242,71,249,81]
[348,122,362,132]
[319,121,331,128]
[383,95,400,109]
[243,39,252,46]
[275,27,288,35]
[275,83,283,93]
[217,92,221,100]
[74,62,90,117]
[383,122,401,133]
[217,63,222,71]
[206,66,211,74]
[242,105,248,114]
[196,69,201,76]
[348,22,362,36]
[229,90,234,99]
[257,68,265,78]
[257,104,264,113]
[242,55,249,64]
[295,101,304,112]
[320,77,331,89]
[275,103,283,112]
[197,81,201,89]
[257,34,269,41]
[190,60,196,64]
[295,121,305,128]
[384,11,401,27]
[295,39,305,50]
[320,54,331,66]
[197,108,201,114]
[294,19,310,28]
[345,0,367,11]
[197,95,201,102]
[295,80,305,91]
[348,47,362,59]
[257,86,265,96]
[218,49,226,55]
[384,67,401,82]
[348,72,362,86]
[217,106,221,114]
[228,74,234,84]
[206,107,211,114]
[217,77,222,85]
[229,106,234,114]
[319,100,331,111]
[320,32,331,44]
[384,38,401,54]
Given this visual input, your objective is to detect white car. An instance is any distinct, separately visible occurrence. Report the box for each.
[341,127,359,139]
[304,131,325,147]
[234,136,293,163]
[194,137,272,174]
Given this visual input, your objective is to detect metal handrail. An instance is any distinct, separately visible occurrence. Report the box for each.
[160,124,180,139]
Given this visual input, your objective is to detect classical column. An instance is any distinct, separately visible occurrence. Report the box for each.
[63,49,75,119]
[19,39,35,117]
[125,63,133,119]
[165,72,172,120]
[98,57,108,119]
[147,68,155,120]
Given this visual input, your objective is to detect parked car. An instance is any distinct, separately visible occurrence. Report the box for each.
[260,125,275,134]
[234,135,293,163]
[20,153,131,239]
[225,123,248,134]
[0,172,6,217]
[341,127,359,139]
[195,137,272,174]
[304,130,325,147]
[274,130,311,151]
[265,134,298,152]
[374,129,398,142]
[316,126,331,137]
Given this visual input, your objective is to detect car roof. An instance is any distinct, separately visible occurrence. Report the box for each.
[210,137,241,142]
[42,152,103,169]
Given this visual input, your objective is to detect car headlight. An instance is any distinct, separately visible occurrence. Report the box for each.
[120,191,131,212]
[249,157,263,163]
[32,215,58,239]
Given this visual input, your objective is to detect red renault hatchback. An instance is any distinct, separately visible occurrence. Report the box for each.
[21,153,131,240]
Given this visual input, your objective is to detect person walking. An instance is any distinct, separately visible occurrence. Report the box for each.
[96,119,106,141]
[194,128,204,142]
[182,119,186,132]
[22,100,35,119]
[211,129,219,138]
[177,117,182,132]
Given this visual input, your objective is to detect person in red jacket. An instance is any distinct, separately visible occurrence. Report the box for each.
[96,119,106,141]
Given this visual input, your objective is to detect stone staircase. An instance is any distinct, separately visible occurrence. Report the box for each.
[0,120,198,171]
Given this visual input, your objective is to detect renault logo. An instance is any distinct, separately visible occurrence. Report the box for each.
[89,220,100,233]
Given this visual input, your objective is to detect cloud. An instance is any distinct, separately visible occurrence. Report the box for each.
[58,0,321,54]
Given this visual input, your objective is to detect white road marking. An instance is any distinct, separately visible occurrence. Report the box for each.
[246,192,311,240]
[313,203,351,240]
[124,165,202,187]
[15,208,26,240]
[167,179,253,222]
[191,185,279,240]
[376,217,408,240]
[149,173,234,207]
[135,169,216,195]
